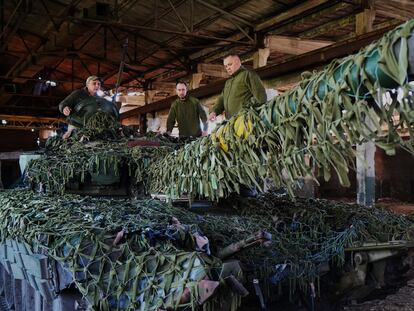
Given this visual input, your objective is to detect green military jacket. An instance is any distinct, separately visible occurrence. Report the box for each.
[166,96,207,137]
[59,88,91,114]
[212,66,267,118]
[59,88,119,127]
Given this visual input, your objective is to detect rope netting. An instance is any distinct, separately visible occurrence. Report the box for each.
[0,189,223,310]
[0,190,413,309]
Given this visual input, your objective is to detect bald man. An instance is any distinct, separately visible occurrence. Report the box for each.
[209,54,266,120]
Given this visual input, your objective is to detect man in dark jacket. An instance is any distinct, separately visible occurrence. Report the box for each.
[166,82,208,137]
[59,76,118,139]
[59,75,102,139]
[209,54,266,120]
[59,75,102,118]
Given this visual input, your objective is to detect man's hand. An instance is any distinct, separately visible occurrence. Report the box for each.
[62,130,72,140]
[63,106,72,116]
[201,131,208,137]
[208,112,216,121]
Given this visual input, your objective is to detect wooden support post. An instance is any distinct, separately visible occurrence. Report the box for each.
[357,141,376,206]
[356,8,375,36]
[189,73,204,90]
[253,48,270,69]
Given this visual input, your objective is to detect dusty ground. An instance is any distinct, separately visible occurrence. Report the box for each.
[376,198,414,215]
[342,279,414,311]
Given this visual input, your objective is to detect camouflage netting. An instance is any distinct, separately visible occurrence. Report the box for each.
[0,189,224,311]
[1,189,413,310]
[25,113,175,194]
[179,193,414,299]
[149,19,414,200]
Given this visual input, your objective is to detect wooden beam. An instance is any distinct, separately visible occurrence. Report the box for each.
[300,15,356,39]
[61,16,253,45]
[270,1,353,36]
[0,114,64,130]
[265,35,333,55]
[255,0,332,32]
[196,63,228,78]
[167,0,190,32]
[189,32,246,61]
[374,0,414,21]
[338,18,402,42]
[150,81,176,92]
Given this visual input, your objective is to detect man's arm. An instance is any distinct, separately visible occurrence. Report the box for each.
[166,103,176,134]
[197,101,208,133]
[58,90,80,114]
[246,71,267,106]
[210,93,224,120]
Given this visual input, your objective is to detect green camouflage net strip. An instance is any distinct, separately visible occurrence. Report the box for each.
[25,113,173,194]
[0,189,223,311]
[149,19,414,200]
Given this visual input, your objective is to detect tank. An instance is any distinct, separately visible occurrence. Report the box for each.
[1,19,414,311]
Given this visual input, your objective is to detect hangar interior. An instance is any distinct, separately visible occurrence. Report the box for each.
[1,1,414,311]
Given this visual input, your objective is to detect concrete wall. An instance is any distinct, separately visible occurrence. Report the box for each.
[317,146,414,203]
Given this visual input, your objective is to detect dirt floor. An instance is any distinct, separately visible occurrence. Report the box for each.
[342,279,414,311]
[376,198,414,216]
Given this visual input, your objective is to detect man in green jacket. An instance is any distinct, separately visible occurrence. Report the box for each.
[166,82,208,137]
[209,54,267,120]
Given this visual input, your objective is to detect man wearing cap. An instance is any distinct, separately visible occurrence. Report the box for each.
[166,81,208,138]
[58,76,103,139]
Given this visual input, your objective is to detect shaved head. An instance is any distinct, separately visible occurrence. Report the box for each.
[223,54,241,76]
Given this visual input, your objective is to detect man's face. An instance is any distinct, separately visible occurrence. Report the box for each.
[87,79,101,95]
[176,83,187,99]
[223,55,241,76]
